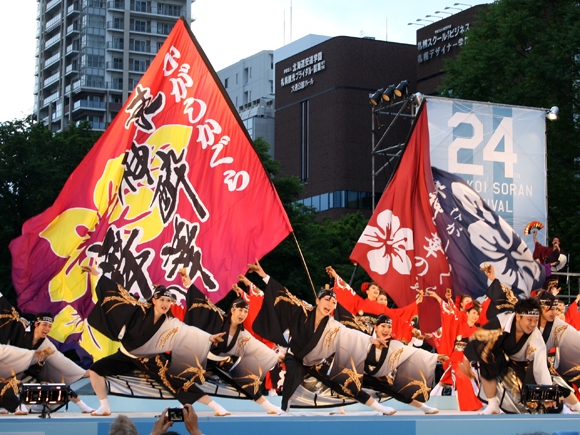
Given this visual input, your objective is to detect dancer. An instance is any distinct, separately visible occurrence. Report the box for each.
[326,266,417,343]
[462,297,553,414]
[181,270,282,414]
[81,265,229,417]
[536,292,580,413]
[0,296,91,414]
[427,289,483,411]
[362,314,440,414]
[0,344,45,413]
[251,260,397,414]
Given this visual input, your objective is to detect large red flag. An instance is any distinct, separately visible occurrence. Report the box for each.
[10,18,292,354]
[350,102,452,333]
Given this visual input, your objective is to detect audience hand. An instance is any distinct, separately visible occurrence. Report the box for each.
[150,408,173,435]
[183,404,203,435]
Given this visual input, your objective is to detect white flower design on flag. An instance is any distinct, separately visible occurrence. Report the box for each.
[359,210,414,275]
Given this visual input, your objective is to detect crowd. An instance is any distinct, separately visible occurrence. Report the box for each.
[1,237,580,418]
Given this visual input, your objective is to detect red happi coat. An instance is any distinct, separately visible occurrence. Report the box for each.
[333,275,417,344]
[433,300,482,411]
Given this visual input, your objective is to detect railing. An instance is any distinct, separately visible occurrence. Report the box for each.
[129,63,148,72]
[45,53,61,68]
[66,44,80,55]
[43,72,60,88]
[106,41,124,50]
[67,2,80,15]
[73,100,106,110]
[107,21,124,30]
[46,0,61,13]
[130,23,151,33]
[45,33,62,49]
[107,0,124,10]
[66,22,80,35]
[45,15,61,32]
[106,61,124,70]
[550,271,580,303]
[44,91,60,105]
[129,44,154,53]
[65,64,78,75]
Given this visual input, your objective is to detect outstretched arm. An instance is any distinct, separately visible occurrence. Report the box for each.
[248,259,268,279]
[80,265,100,276]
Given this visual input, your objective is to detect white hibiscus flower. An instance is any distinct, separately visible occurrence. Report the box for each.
[358,209,414,275]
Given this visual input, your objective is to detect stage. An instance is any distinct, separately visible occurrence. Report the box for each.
[1,396,579,435]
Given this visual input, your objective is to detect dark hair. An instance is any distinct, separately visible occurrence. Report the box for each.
[466,300,482,313]
[228,297,249,327]
[537,292,556,309]
[514,297,541,315]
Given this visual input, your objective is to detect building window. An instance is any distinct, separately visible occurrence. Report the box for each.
[111,76,123,90]
[224,77,229,88]
[270,54,273,69]
[157,22,172,35]
[113,57,123,69]
[133,19,148,32]
[113,17,124,30]
[133,39,148,52]
[134,0,149,12]
[301,100,309,183]
[131,59,149,72]
[158,3,181,16]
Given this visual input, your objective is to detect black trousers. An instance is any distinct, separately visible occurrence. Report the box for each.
[91,350,206,404]
[282,353,371,411]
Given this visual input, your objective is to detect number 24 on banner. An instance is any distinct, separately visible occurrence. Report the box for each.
[447,113,517,178]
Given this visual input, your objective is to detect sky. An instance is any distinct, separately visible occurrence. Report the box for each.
[0,1,488,123]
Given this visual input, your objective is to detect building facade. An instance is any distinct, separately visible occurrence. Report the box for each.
[217,50,276,151]
[34,0,192,131]
[274,36,417,219]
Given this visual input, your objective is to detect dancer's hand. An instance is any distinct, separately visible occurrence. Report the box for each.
[237,274,252,287]
[247,259,267,278]
[179,268,192,287]
[80,265,99,276]
[325,266,337,279]
[209,332,226,344]
[232,283,243,297]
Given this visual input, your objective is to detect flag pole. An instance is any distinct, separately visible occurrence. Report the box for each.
[348,264,359,287]
[292,232,318,299]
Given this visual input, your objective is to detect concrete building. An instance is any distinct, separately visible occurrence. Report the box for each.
[217,50,276,150]
[34,0,192,131]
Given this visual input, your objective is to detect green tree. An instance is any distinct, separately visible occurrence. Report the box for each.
[439,0,580,275]
[0,118,101,306]
[245,137,371,303]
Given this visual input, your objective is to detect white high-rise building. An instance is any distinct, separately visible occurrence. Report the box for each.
[34,0,193,131]
[217,50,275,150]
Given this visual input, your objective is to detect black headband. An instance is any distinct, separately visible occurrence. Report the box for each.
[520,308,540,317]
[317,288,336,300]
[375,314,392,326]
[36,315,53,324]
[153,286,176,301]
[232,299,249,310]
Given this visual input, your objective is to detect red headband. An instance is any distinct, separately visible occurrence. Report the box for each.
[361,282,370,293]
[464,301,475,312]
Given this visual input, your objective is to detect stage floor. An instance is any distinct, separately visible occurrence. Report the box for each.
[1,396,579,435]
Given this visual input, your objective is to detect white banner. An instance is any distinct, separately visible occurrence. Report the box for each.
[426,96,547,252]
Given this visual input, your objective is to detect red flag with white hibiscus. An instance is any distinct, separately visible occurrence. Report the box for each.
[10,18,292,357]
[349,102,452,333]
